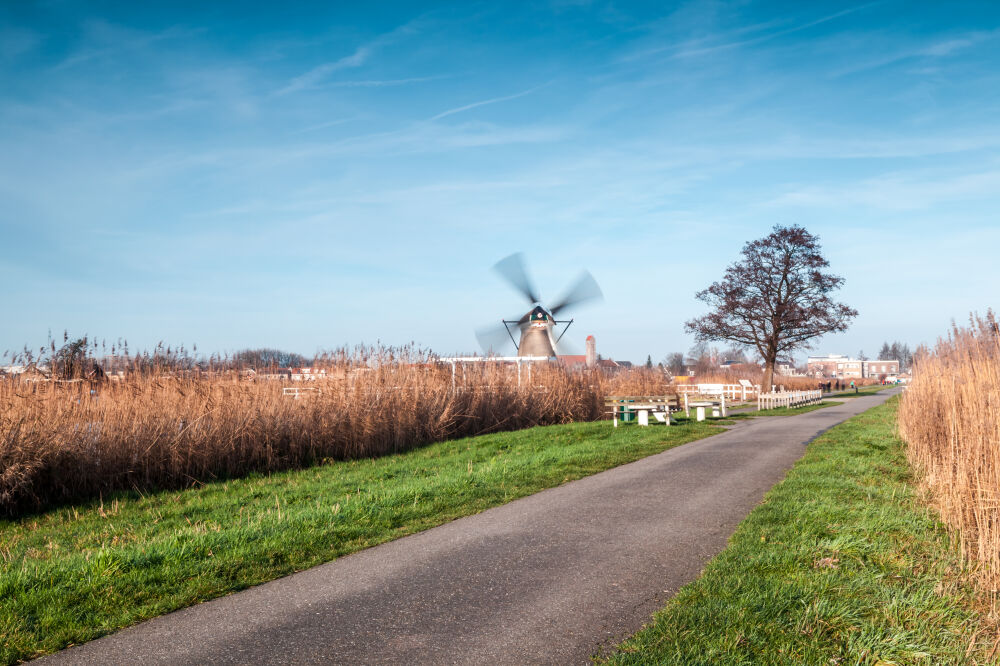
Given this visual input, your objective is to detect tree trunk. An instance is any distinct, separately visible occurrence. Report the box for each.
[762,360,775,394]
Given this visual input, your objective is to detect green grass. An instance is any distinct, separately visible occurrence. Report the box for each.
[1,417,733,664]
[827,384,895,398]
[606,398,990,665]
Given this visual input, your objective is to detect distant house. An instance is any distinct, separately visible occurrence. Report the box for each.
[257,368,293,381]
[556,356,631,371]
[863,359,900,378]
[807,354,899,379]
[556,335,630,371]
[775,362,804,376]
[290,367,327,381]
[556,354,588,369]
[807,354,860,379]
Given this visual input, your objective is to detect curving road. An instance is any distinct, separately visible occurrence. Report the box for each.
[45,390,896,665]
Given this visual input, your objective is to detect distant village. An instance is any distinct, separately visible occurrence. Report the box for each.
[0,335,910,384]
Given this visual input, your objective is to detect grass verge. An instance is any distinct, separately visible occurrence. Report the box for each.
[606,398,992,665]
[827,385,895,399]
[2,417,729,663]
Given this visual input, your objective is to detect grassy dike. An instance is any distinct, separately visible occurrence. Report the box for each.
[606,398,992,665]
[3,412,749,664]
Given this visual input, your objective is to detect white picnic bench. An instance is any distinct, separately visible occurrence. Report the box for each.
[606,395,682,427]
[685,398,725,421]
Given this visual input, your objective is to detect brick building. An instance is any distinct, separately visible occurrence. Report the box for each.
[807,354,860,378]
[863,359,899,378]
[807,354,900,379]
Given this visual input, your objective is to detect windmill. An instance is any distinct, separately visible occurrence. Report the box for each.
[475,253,603,358]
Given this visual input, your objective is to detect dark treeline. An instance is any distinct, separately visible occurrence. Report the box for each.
[877,341,913,369]
[3,332,312,380]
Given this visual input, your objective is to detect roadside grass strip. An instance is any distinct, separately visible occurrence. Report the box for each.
[607,398,991,665]
[1,418,737,663]
[827,385,895,399]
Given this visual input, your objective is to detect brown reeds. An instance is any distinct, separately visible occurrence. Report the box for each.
[0,346,668,515]
[898,311,1000,600]
[688,371,826,391]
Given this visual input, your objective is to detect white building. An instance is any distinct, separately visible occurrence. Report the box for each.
[807,354,900,379]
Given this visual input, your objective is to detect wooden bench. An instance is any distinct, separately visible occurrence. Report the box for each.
[606,395,681,427]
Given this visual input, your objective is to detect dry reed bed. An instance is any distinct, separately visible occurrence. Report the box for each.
[898,313,1000,599]
[0,354,668,515]
[688,372,826,392]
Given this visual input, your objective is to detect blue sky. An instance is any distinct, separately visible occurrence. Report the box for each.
[2,1,999,363]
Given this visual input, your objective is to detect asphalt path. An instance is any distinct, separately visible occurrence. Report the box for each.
[46,390,897,665]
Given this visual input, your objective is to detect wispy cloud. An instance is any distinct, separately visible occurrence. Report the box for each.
[274,18,424,96]
[52,21,200,71]
[671,3,882,59]
[274,46,372,96]
[766,167,1000,211]
[831,29,999,77]
[620,3,881,63]
[429,84,547,121]
[325,75,449,88]
[289,117,359,135]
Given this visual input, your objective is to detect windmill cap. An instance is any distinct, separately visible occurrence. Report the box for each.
[521,305,551,323]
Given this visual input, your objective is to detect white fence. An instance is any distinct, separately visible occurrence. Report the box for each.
[675,382,759,402]
[757,389,822,410]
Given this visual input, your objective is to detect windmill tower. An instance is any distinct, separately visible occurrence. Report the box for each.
[517,306,558,357]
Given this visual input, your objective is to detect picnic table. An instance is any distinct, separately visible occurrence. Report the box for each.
[686,399,726,421]
[605,395,681,427]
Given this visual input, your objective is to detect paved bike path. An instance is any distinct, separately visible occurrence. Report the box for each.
[47,391,896,665]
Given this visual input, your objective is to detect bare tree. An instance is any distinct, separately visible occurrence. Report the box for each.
[724,345,748,364]
[878,340,913,369]
[663,352,686,376]
[685,225,857,391]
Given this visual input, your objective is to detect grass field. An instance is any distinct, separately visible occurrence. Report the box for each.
[607,398,992,665]
[2,415,726,663]
[0,401,848,663]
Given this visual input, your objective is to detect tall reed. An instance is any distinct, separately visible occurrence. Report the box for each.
[0,346,668,515]
[898,312,1000,599]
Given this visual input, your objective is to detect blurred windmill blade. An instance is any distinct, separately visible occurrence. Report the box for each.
[554,335,580,357]
[550,270,603,317]
[493,252,540,304]
[475,324,515,356]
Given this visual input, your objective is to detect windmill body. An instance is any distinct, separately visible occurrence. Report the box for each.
[515,306,558,358]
